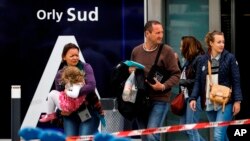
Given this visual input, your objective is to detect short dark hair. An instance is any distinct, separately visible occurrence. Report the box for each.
[144,20,161,33]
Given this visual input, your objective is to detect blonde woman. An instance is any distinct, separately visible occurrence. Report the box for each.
[189,31,242,141]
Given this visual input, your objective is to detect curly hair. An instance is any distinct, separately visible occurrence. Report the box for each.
[60,66,85,85]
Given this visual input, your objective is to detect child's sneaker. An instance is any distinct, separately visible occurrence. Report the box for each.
[39,113,57,122]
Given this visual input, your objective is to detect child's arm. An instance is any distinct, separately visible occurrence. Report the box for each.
[65,83,83,98]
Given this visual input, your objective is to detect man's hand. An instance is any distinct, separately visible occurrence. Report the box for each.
[148,77,165,91]
[128,66,136,73]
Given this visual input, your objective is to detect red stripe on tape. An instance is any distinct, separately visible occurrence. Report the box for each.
[67,118,250,141]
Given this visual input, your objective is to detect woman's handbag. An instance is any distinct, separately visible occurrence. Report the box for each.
[147,44,170,84]
[170,91,185,116]
[208,60,231,112]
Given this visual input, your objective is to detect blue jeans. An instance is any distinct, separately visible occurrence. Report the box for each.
[136,101,169,141]
[63,107,100,136]
[180,97,205,141]
[206,103,233,141]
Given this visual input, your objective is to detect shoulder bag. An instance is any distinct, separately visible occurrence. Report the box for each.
[146,43,170,85]
[170,91,185,116]
[208,60,231,112]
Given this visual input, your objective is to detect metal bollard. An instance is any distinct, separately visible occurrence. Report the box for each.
[11,85,21,141]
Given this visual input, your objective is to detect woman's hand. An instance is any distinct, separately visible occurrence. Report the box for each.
[189,100,197,111]
[61,111,72,116]
[233,101,241,116]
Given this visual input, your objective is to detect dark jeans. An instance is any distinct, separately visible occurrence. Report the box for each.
[63,107,100,136]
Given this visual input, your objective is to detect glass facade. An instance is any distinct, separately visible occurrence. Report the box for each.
[164,0,209,140]
[165,0,209,65]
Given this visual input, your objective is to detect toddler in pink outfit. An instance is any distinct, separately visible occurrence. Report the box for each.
[39,66,85,122]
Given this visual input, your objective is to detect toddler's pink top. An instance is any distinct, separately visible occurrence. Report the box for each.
[59,91,85,113]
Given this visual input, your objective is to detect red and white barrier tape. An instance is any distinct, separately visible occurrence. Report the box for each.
[66,118,250,141]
